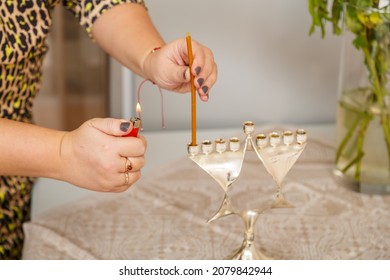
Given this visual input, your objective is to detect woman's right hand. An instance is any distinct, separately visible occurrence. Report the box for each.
[58,118,147,192]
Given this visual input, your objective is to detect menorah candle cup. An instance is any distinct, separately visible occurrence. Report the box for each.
[215,138,227,153]
[229,137,241,152]
[202,140,213,155]
[256,134,267,148]
[269,132,281,147]
[283,131,294,145]
[296,129,307,144]
[187,143,199,156]
[243,121,255,135]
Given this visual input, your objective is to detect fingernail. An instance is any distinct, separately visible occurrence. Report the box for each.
[120,122,131,132]
[195,66,201,75]
[197,78,204,87]
[201,92,209,101]
[202,86,208,94]
[183,69,187,80]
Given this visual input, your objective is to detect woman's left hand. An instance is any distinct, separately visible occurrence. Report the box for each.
[143,38,218,102]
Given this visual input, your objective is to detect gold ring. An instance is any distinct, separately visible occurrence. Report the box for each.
[124,172,129,185]
[125,157,133,172]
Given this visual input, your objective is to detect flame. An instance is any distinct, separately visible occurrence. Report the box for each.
[136,102,143,130]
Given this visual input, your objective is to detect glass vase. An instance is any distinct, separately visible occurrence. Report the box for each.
[335,3,390,194]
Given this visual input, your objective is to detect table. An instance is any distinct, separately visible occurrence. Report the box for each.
[22,125,390,259]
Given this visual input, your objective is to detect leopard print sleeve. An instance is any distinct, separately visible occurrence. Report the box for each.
[62,0,146,39]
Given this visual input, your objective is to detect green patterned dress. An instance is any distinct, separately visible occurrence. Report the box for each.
[0,0,145,259]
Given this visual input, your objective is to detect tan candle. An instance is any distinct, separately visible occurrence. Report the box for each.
[186,32,197,146]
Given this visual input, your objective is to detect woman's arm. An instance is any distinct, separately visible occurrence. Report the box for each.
[0,118,64,179]
[91,3,217,101]
[91,3,164,78]
[0,117,146,192]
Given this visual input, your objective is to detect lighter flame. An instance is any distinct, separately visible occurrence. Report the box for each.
[136,102,143,131]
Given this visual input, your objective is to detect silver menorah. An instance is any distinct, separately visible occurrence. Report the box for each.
[187,121,307,260]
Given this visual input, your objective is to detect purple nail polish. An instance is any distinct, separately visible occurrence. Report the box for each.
[120,122,131,132]
[197,78,204,87]
[202,86,208,94]
[195,67,201,75]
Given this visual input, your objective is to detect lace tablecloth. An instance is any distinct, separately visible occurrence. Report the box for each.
[22,135,390,259]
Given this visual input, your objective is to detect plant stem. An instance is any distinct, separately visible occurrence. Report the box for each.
[354,110,372,180]
[337,95,373,179]
[341,151,364,173]
[363,47,390,173]
[335,107,361,163]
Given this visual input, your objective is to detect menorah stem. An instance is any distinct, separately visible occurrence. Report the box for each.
[275,184,283,200]
[245,134,254,151]
[273,183,294,208]
[226,210,272,260]
[242,210,258,236]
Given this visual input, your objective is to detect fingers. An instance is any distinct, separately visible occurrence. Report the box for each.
[189,40,218,102]
[120,171,141,191]
[117,156,145,174]
[59,118,147,193]
[115,156,143,192]
[115,134,147,158]
[104,135,147,190]
[120,156,143,190]
[144,38,217,101]
[87,117,135,137]
[88,155,144,193]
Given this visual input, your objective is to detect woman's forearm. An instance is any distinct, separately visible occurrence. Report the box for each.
[91,3,165,78]
[0,118,64,179]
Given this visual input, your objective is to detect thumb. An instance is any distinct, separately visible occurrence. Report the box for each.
[88,118,133,136]
[176,65,191,84]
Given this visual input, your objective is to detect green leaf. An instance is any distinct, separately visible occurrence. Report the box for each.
[331,0,343,35]
[353,33,369,49]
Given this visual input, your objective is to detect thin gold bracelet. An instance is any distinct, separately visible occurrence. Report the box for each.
[151,46,161,53]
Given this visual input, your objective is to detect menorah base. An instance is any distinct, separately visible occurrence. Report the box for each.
[272,193,295,208]
[225,240,273,260]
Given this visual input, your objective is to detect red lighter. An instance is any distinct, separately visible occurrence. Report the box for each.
[124,117,141,137]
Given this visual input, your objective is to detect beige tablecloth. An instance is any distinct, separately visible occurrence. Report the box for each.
[22,134,390,259]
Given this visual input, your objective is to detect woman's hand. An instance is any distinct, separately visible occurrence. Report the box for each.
[91,4,217,101]
[58,118,147,192]
[143,38,218,102]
